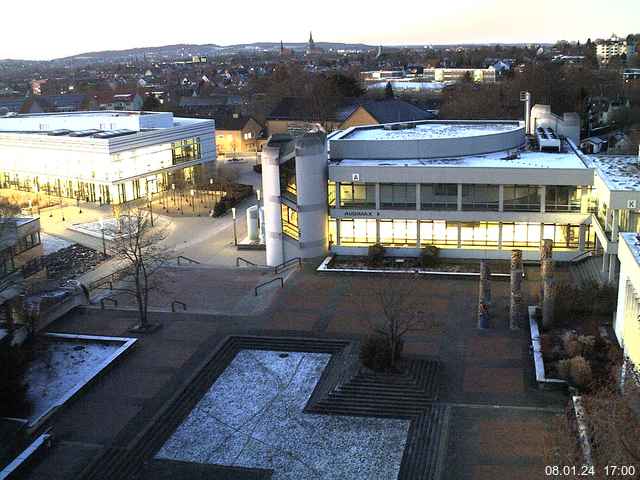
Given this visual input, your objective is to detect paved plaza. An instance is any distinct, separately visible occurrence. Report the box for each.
[20,261,567,480]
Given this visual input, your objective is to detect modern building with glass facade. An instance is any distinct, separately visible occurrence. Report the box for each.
[0,111,215,204]
[261,118,640,275]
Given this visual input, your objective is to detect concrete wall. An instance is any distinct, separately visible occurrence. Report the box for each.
[261,144,284,266]
[330,121,525,160]
[529,105,580,144]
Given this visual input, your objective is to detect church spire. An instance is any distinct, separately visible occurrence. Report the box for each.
[308,31,315,49]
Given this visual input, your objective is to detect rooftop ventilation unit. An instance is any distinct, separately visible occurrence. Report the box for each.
[68,129,102,137]
[535,127,561,152]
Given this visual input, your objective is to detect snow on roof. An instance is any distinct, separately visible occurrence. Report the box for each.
[335,148,587,170]
[343,122,520,141]
[586,155,640,191]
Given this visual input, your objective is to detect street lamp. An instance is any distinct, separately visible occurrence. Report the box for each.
[35,184,40,215]
[148,192,154,227]
[231,207,237,246]
[99,217,107,256]
[256,189,261,232]
[190,189,195,215]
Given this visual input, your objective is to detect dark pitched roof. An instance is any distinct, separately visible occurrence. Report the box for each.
[358,99,436,124]
[215,114,259,131]
[267,97,360,122]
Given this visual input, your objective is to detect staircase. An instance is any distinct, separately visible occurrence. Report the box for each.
[570,255,603,286]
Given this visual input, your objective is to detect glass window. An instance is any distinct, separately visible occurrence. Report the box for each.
[172,137,201,164]
[380,184,416,210]
[545,186,581,212]
[281,203,299,240]
[460,222,500,247]
[339,219,377,245]
[421,184,458,210]
[339,183,375,209]
[503,185,541,212]
[379,219,417,247]
[461,184,499,211]
[501,222,544,248]
[280,159,297,201]
[420,220,459,247]
[328,181,336,207]
[328,218,337,245]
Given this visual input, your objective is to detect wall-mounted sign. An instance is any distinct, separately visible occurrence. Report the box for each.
[343,211,377,217]
[628,199,637,209]
[352,173,360,182]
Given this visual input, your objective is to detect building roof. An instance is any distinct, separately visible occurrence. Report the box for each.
[355,99,436,124]
[215,114,259,131]
[586,155,640,191]
[267,97,359,122]
[340,121,519,141]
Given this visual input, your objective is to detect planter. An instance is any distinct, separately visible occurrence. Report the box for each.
[528,306,567,388]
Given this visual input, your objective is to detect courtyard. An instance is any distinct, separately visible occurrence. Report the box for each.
[17,262,567,480]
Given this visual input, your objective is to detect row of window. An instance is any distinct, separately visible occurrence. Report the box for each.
[281,203,299,240]
[329,218,593,250]
[171,137,201,165]
[330,182,586,213]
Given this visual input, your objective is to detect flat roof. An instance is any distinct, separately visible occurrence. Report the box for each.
[621,233,640,266]
[586,155,640,191]
[341,121,521,141]
[333,147,588,170]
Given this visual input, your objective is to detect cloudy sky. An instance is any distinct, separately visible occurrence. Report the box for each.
[2,0,637,60]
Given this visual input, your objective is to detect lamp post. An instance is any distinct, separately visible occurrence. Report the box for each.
[232,207,237,246]
[190,189,195,215]
[35,184,40,215]
[209,178,214,209]
[59,194,65,222]
[256,189,261,232]
[99,218,107,256]
[171,183,176,211]
[148,192,154,227]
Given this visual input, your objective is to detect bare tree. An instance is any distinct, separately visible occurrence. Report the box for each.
[107,209,169,330]
[360,275,438,368]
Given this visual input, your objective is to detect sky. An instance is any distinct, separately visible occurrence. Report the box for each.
[2,0,638,60]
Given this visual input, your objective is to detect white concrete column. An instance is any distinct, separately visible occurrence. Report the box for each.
[602,252,610,276]
[457,184,463,211]
[335,182,341,208]
[540,185,546,213]
[375,219,381,243]
[335,218,340,246]
[457,223,462,248]
[611,209,619,242]
[498,222,503,250]
[375,183,380,211]
[609,254,618,284]
[416,183,421,211]
[261,145,284,267]
[498,185,504,212]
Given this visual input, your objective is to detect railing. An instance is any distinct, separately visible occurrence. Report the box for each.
[171,300,187,312]
[176,255,200,266]
[89,267,130,291]
[100,297,118,309]
[274,257,302,274]
[236,257,262,267]
[569,249,597,263]
[254,277,284,296]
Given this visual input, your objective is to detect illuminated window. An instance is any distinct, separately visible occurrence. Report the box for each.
[328,218,337,245]
[380,183,416,209]
[279,159,297,201]
[379,219,417,247]
[339,219,377,245]
[339,183,375,209]
[545,186,581,212]
[421,184,457,210]
[419,220,459,246]
[460,222,500,247]
[171,137,201,165]
[328,181,336,207]
[462,184,499,211]
[501,222,543,248]
[281,203,299,240]
[503,185,541,212]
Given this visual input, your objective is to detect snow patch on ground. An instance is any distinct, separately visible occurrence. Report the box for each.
[156,350,410,480]
[40,233,74,256]
[26,339,121,422]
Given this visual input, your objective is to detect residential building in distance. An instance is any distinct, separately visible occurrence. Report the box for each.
[0,111,215,204]
[595,34,635,63]
[0,216,40,278]
[360,67,497,84]
[214,113,263,157]
[260,113,640,287]
[266,97,434,136]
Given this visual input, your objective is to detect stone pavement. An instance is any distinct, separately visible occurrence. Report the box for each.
[20,262,568,480]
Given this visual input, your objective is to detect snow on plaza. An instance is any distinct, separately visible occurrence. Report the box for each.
[25,338,122,423]
[156,350,411,479]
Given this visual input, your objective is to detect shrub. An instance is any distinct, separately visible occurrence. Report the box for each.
[569,356,593,388]
[367,243,385,268]
[556,359,571,380]
[577,335,596,357]
[359,336,392,372]
[562,331,581,357]
[213,201,227,217]
[420,245,440,268]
